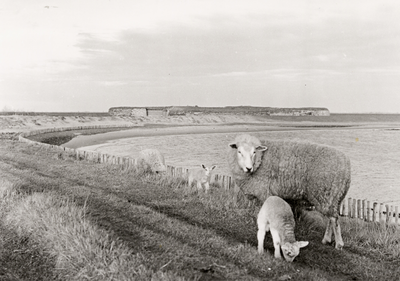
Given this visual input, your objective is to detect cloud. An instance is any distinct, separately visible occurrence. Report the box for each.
[99,81,127,86]
[212,72,248,77]
[2,0,400,113]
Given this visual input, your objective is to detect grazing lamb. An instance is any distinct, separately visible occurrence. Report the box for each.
[258,196,308,262]
[228,134,351,249]
[188,165,217,193]
[136,149,167,174]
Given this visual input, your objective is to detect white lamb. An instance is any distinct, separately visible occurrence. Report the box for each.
[188,164,217,193]
[136,149,167,174]
[228,134,351,249]
[257,196,309,262]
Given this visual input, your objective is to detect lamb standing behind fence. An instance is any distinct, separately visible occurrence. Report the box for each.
[188,165,217,193]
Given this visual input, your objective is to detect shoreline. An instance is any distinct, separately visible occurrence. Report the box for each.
[64,122,400,150]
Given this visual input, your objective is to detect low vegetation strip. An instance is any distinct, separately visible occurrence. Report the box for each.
[1,139,400,280]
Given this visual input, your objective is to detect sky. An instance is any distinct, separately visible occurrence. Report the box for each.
[1,0,400,113]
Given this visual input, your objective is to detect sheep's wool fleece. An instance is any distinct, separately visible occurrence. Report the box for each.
[189,168,209,182]
[228,137,351,217]
[137,149,166,173]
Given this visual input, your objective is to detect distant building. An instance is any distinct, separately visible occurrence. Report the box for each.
[108,107,169,117]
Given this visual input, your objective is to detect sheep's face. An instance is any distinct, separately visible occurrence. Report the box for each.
[281,241,309,262]
[153,163,167,174]
[201,164,217,178]
[230,142,267,173]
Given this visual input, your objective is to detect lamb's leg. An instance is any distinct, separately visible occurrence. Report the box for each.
[257,227,266,254]
[332,217,344,250]
[270,228,282,259]
[204,182,210,193]
[197,181,202,191]
[322,218,333,245]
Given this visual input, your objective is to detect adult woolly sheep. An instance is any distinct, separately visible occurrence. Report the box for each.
[228,134,351,249]
[188,164,217,193]
[136,149,167,174]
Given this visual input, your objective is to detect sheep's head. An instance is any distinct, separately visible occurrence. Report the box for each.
[201,164,217,178]
[281,241,309,262]
[153,163,167,174]
[229,134,267,173]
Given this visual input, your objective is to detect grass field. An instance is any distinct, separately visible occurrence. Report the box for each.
[1,139,400,280]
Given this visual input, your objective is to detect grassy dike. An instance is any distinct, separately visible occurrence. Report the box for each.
[0,139,400,280]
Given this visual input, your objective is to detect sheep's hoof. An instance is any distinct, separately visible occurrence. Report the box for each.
[334,242,344,250]
[321,238,331,245]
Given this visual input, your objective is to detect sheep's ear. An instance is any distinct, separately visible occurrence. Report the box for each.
[211,165,217,170]
[295,241,309,248]
[201,164,206,169]
[256,145,268,152]
[229,143,238,149]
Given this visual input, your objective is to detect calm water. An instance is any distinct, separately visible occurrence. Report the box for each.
[80,127,400,206]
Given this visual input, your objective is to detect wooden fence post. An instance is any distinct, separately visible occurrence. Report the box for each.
[379,203,383,222]
[357,199,361,219]
[372,202,378,222]
[366,201,371,222]
[362,200,366,221]
[342,199,348,217]
[389,205,393,224]
[348,198,353,218]
[227,176,232,190]
[386,205,390,223]
[395,206,399,224]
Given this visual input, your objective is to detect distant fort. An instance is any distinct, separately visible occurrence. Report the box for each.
[109,106,330,117]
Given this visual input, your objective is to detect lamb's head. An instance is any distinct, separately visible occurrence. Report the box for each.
[281,241,309,262]
[229,134,267,173]
[201,164,217,178]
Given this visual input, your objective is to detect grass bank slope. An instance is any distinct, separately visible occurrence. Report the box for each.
[0,139,400,280]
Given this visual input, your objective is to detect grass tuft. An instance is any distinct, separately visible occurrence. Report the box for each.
[3,192,188,280]
[341,217,400,258]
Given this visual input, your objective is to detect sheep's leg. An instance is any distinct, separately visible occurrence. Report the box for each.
[332,217,344,250]
[270,228,282,259]
[204,182,210,193]
[257,227,266,254]
[196,181,202,191]
[322,218,333,245]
